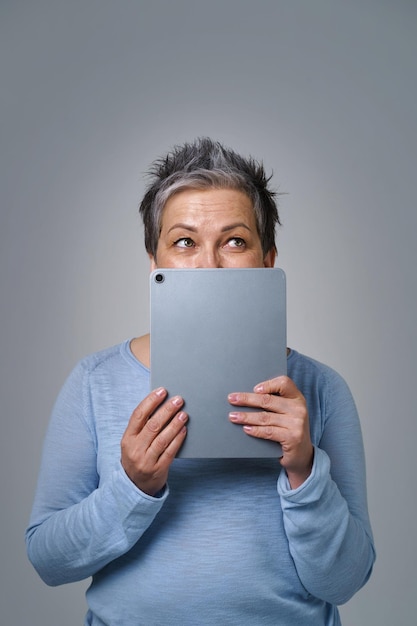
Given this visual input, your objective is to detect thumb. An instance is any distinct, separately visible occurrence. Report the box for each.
[254,376,300,399]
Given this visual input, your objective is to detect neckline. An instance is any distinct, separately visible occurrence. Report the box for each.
[121,339,150,373]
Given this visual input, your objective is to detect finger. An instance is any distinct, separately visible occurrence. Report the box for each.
[242,423,279,442]
[148,411,188,461]
[124,387,168,436]
[229,409,282,427]
[121,408,187,495]
[140,395,184,448]
[229,410,283,443]
[228,390,286,413]
[253,376,302,399]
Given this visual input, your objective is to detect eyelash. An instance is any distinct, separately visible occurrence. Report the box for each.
[230,237,245,247]
[174,237,194,248]
[173,237,246,249]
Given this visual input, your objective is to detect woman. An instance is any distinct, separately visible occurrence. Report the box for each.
[26,138,375,625]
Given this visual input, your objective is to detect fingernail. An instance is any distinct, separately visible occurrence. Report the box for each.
[172,396,183,407]
[155,387,166,397]
[229,412,240,422]
[178,411,188,422]
[228,393,239,403]
[243,425,253,432]
[254,384,264,393]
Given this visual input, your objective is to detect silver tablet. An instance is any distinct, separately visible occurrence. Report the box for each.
[150,268,286,458]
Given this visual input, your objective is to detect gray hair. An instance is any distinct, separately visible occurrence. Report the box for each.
[139,137,281,258]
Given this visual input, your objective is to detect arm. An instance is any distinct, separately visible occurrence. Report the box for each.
[228,369,375,604]
[278,444,374,605]
[26,361,186,586]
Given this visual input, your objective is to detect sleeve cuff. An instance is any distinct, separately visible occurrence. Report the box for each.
[277,446,331,505]
[116,462,170,505]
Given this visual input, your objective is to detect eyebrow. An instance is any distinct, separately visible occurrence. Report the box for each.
[167,222,252,234]
[221,222,252,233]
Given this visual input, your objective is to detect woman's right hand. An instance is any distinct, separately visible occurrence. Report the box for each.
[121,388,188,496]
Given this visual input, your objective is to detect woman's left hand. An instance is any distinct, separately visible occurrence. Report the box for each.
[228,376,314,489]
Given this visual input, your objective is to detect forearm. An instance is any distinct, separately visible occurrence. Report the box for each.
[26,465,168,586]
[278,447,375,605]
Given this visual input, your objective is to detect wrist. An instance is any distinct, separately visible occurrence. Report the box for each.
[284,447,314,490]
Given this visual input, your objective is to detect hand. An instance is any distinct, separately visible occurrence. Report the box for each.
[121,387,188,496]
[228,376,314,489]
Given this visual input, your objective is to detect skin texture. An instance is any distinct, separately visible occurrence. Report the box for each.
[124,188,313,494]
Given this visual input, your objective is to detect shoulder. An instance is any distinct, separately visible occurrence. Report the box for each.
[288,349,346,386]
[288,349,356,421]
[64,342,121,384]
[53,340,149,419]
[76,341,127,372]
[65,340,148,389]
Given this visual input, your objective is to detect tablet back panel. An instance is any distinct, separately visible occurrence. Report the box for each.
[150,268,286,458]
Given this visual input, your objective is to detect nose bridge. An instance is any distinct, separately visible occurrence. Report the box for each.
[198,243,222,268]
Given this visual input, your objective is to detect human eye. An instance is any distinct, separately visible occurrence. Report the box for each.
[174,237,195,248]
[227,237,246,248]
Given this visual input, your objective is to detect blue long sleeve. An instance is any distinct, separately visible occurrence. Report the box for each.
[26,341,375,625]
[278,355,375,605]
[26,356,168,585]
[279,448,374,605]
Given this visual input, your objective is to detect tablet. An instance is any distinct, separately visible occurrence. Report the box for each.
[150,268,286,458]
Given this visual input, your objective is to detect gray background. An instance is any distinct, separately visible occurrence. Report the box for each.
[1,1,416,624]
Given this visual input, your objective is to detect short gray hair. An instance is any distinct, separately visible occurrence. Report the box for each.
[139,137,281,258]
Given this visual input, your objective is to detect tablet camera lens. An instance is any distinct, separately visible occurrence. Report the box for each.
[155,273,165,283]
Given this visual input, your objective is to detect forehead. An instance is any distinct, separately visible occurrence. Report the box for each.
[160,187,256,225]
